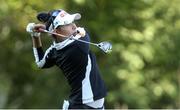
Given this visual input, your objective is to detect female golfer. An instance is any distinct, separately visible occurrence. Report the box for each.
[26,9,107,109]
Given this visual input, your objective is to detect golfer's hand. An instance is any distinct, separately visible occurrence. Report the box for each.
[76,27,86,37]
[33,24,46,32]
[26,23,46,37]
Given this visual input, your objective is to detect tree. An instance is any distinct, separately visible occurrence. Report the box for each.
[0,0,179,109]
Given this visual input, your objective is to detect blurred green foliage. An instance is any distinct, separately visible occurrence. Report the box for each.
[0,0,180,109]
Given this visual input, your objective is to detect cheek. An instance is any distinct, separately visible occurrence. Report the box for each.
[67,26,76,34]
[60,27,68,33]
[59,27,73,36]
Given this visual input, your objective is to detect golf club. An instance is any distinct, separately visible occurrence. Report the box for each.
[39,29,112,53]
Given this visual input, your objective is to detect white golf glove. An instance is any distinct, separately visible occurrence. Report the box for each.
[76,27,86,37]
[26,23,41,37]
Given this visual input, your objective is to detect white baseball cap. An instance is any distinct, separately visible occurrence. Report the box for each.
[48,9,81,31]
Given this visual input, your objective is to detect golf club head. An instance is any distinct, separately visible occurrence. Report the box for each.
[98,42,112,53]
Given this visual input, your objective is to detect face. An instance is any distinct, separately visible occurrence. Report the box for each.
[55,23,77,37]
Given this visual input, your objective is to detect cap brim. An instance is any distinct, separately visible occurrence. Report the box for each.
[73,13,81,20]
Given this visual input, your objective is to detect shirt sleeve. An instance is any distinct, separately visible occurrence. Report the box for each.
[33,46,55,68]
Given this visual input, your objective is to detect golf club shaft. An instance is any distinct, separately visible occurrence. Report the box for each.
[39,29,68,38]
[39,29,99,46]
[71,38,98,46]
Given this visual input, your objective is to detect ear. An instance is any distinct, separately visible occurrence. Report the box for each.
[52,29,57,33]
[54,28,61,33]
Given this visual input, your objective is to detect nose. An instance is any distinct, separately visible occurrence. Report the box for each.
[72,23,77,30]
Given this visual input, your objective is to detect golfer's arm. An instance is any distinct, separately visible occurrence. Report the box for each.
[32,36,45,68]
[32,37,42,48]
[32,37,55,68]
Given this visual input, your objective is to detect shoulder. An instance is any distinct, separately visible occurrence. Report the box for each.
[44,45,57,58]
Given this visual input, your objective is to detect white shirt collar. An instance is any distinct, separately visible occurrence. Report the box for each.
[53,34,82,50]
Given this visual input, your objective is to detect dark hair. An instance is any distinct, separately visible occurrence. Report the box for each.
[36,10,59,30]
[37,12,50,22]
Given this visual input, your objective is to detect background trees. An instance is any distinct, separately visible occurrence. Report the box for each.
[0,0,179,109]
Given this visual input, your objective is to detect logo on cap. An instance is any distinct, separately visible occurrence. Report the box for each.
[60,11,67,17]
